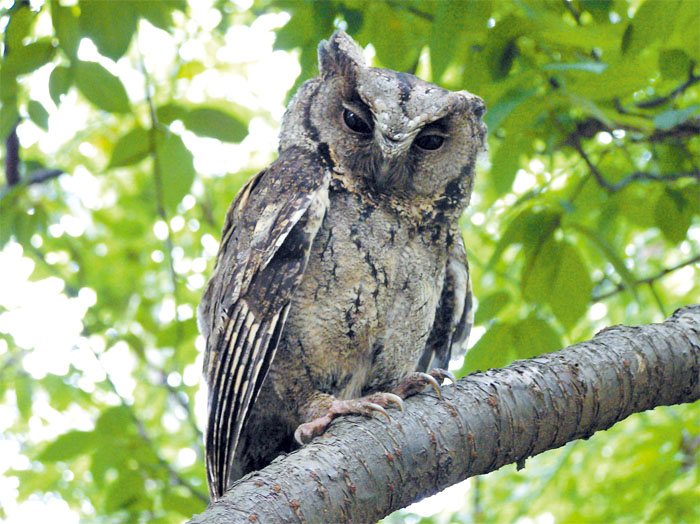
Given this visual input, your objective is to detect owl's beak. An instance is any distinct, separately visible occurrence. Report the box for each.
[373,134,411,191]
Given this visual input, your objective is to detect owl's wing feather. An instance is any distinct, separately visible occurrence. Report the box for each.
[199,146,330,499]
[418,229,472,371]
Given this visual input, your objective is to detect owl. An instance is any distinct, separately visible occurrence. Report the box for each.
[198,30,486,500]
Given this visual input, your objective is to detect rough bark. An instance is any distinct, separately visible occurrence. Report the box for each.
[188,305,700,524]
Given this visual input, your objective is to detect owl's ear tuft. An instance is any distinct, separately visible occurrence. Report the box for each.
[318,30,365,79]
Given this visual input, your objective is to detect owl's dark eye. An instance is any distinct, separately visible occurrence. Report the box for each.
[343,108,372,134]
[414,134,444,151]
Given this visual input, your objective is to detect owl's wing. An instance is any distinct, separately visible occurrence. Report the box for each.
[418,229,473,371]
[198,146,331,499]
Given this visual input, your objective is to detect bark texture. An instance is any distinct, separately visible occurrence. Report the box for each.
[188,305,700,524]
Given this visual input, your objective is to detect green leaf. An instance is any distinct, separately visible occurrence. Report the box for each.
[74,61,131,113]
[15,373,32,420]
[79,0,137,61]
[488,207,562,268]
[181,107,248,143]
[522,239,592,330]
[653,105,699,131]
[27,100,49,131]
[49,65,72,106]
[156,103,187,124]
[360,2,425,72]
[0,103,19,141]
[108,127,150,168]
[659,49,691,80]
[163,491,206,517]
[134,0,186,31]
[624,0,682,55]
[95,405,133,436]
[2,38,56,77]
[571,224,639,302]
[430,1,468,81]
[474,291,511,325]
[38,430,96,462]
[52,3,80,59]
[104,469,145,513]
[511,314,561,359]
[483,15,533,80]
[654,187,692,244]
[155,131,196,211]
[5,3,35,51]
[461,321,514,374]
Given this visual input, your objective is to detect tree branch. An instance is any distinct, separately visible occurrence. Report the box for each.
[5,125,20,186]
[188,305,700,524]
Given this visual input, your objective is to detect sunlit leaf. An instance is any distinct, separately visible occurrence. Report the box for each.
[74,60,131,113]
[6,2,35,51]
[181,106,248,143]
[38,430,97,462]
[655,187,693,244]
[2,38,56,77]
[51,2,80,59]
[522,239,592,329]
[79,0,137,61]
[108,126,150,168]
[27,100,49,131]
[48,65,72,106]
[155,130,196,211]
[474,291,511,325]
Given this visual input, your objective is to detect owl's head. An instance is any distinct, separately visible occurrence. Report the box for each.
[280,31,486,212]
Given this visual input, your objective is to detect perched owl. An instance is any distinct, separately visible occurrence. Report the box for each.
[198,30,486,500]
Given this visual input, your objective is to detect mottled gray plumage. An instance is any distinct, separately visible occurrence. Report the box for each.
[198,30,486,500]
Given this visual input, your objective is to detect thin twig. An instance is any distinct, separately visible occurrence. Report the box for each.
[138,45,186,355]
[571,141,615,192]
[593,255,700,302]
[636,61,700,109]
[384,0,433,22]
[561,0,581,25]
[90,346,209,503]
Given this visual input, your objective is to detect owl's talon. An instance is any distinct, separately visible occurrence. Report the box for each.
[443,370,457,394]
[383,392,405,411]
[366,402,391,422]
[416,372,442,399]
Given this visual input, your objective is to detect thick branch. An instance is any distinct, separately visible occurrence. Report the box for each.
[188,306,700,524]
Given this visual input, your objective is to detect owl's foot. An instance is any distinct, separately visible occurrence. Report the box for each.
[392,368,457,400]
[294,392,404,444]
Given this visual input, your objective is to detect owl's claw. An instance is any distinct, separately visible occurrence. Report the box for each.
[393,368,457,399]
[295,392,405,445]
[415,372,442,399]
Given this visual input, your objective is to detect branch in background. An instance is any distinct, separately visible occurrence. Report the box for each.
[572,140,615,192]
[26,168,64,185]
[572,141,698,192]
[385,0,433,21]
[561,0,581,26]
[5,125,20,186]
[593,254,700,302]
[648,119,700,143]
[636,61,699,109]
[188,306,700,524]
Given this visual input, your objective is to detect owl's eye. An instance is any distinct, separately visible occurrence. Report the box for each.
[414,134,444,151]
[343,108,372,134]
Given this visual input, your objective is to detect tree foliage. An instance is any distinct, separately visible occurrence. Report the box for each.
[0,1,698,523]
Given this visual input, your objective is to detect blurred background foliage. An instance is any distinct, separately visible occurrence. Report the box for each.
[0,0,698,522]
